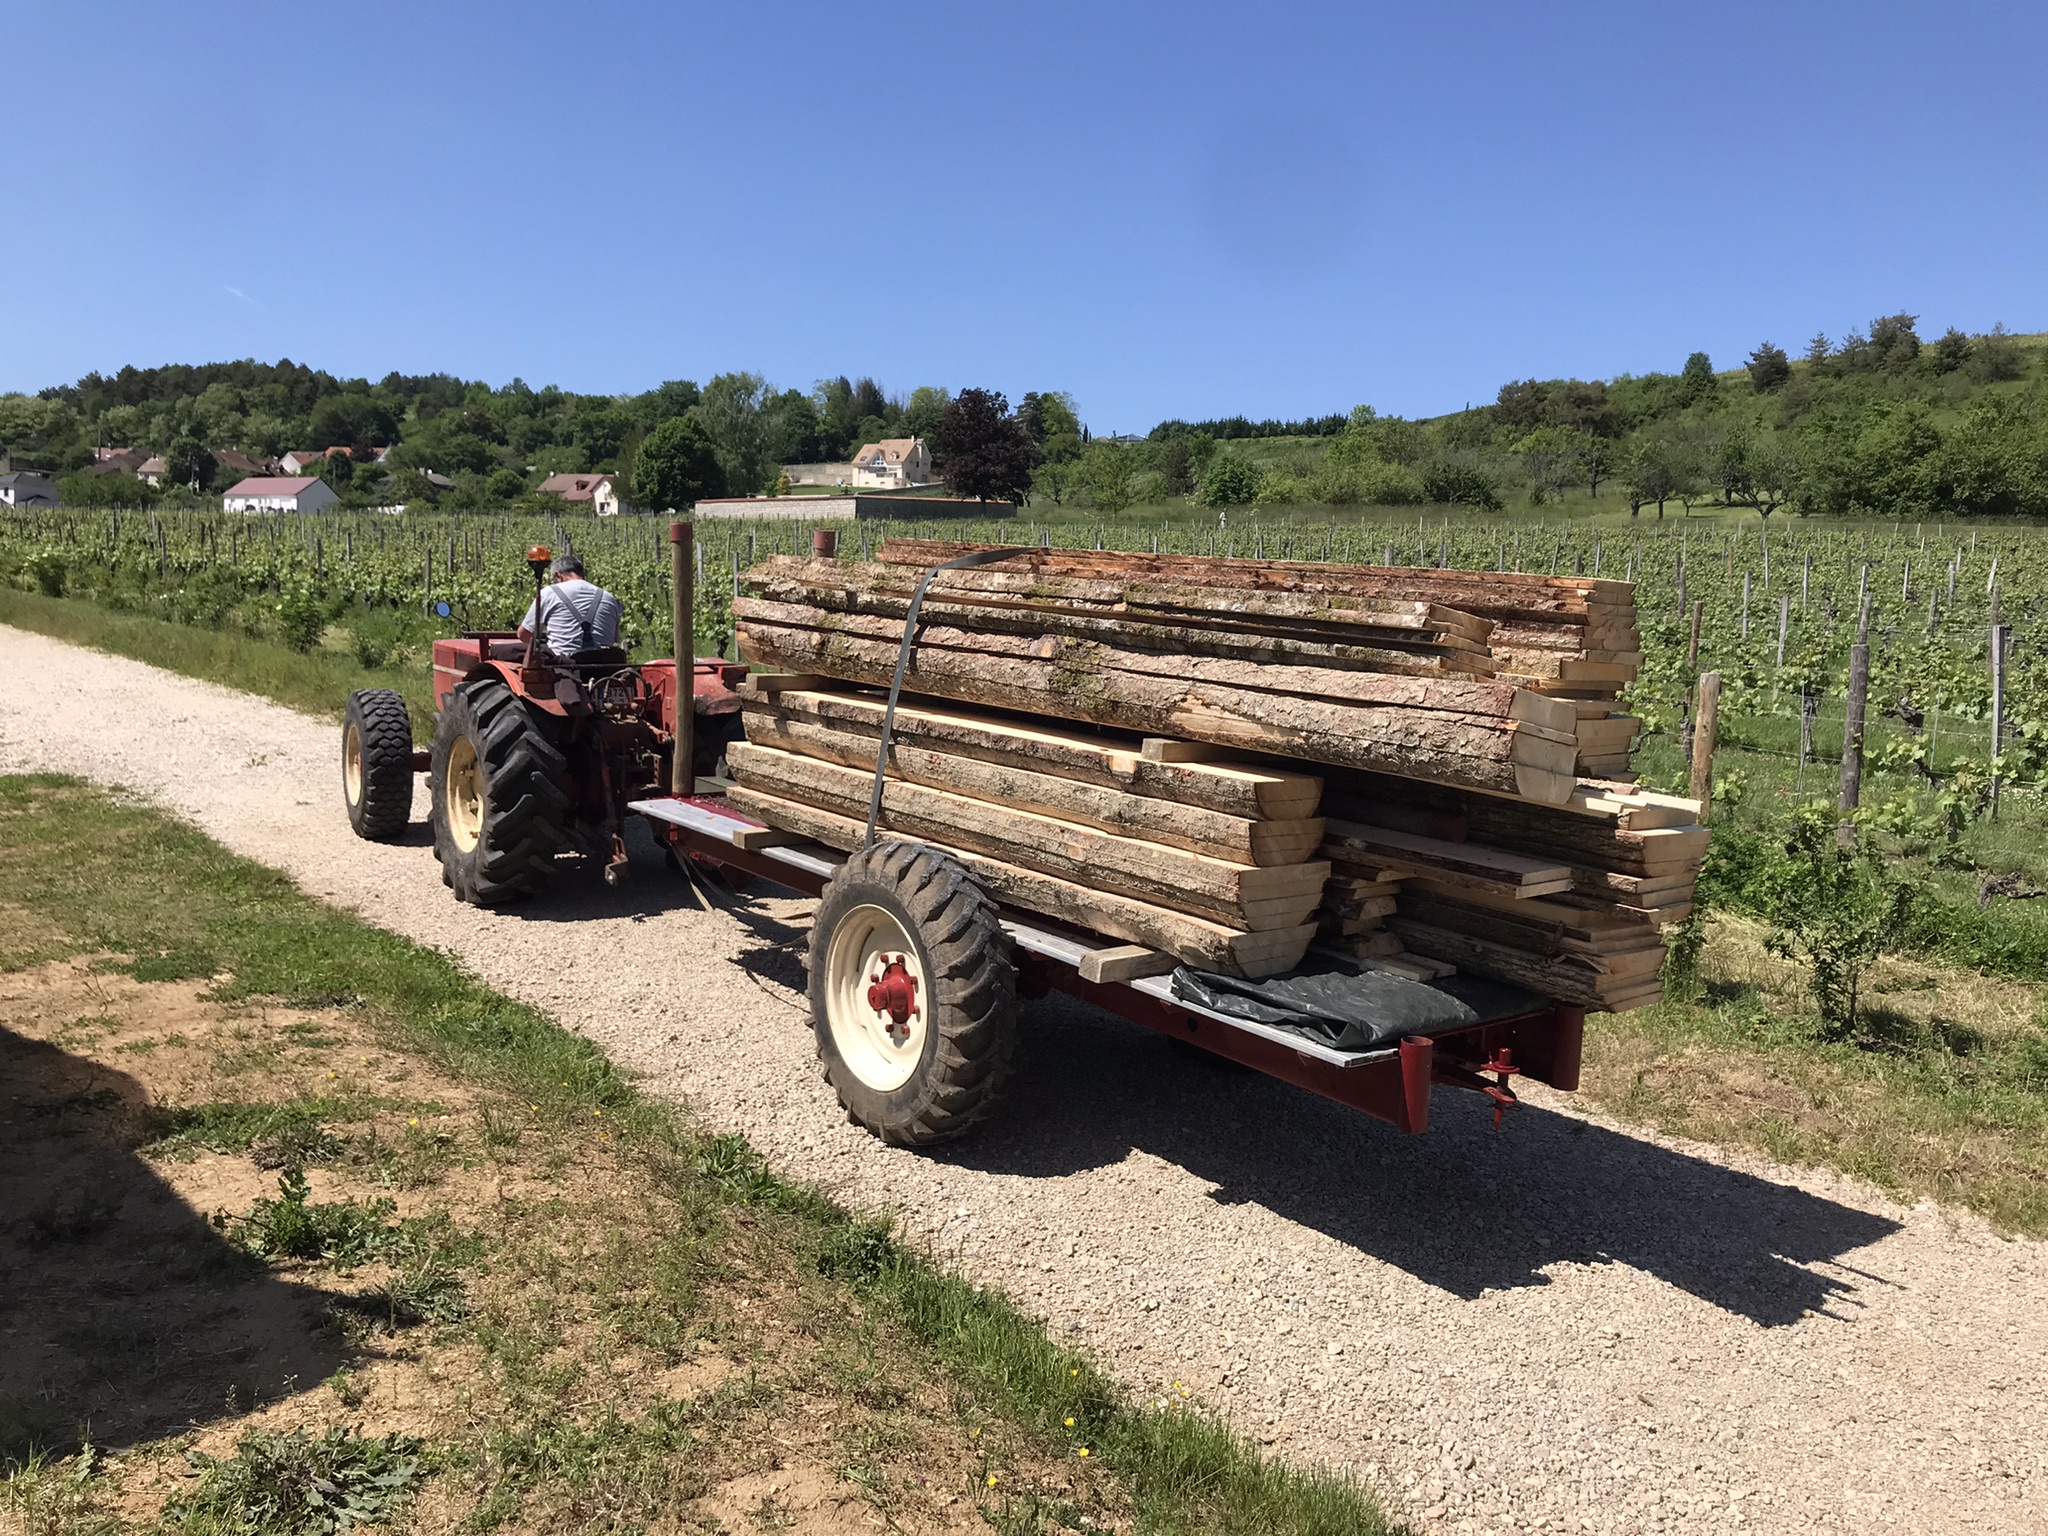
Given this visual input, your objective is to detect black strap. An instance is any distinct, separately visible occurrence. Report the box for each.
[865,547,1031,848]
[543,584,599,651]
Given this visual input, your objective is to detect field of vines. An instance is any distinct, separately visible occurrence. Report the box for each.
[4,501,2047,859]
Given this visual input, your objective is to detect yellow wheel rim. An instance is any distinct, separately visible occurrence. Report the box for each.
[445,735,484,853]
[343,722,364,807]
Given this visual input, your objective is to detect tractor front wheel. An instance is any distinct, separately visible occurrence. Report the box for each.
[809,841,1017,1146]
[342,688,414,841]
[429,678,573,905]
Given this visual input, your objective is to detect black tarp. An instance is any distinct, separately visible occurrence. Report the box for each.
[1170,958,1550,1053]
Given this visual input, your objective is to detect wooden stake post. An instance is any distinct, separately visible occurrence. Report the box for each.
[671,520,695,797]
[1840,615,1870,819]
[1690,672,1721,818]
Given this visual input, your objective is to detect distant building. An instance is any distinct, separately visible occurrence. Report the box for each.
[535,471,625,517]
[849,438,932,489]
[280,447,357,475]
[138,455,167,487]
[86,447,149,477]
[221,476,340,515]
[0,471,58,508]
[215,449,279,479]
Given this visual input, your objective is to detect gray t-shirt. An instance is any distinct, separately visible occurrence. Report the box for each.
[519,578,623,655]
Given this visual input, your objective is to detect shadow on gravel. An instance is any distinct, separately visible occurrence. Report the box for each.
[1,1029,354,1460]
[944,995,1902,1328]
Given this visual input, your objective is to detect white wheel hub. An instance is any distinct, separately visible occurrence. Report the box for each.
[822,902,929,1093]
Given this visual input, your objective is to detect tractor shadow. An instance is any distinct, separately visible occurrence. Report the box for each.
[940,993,1903,1328]
[0,1029,355,1460]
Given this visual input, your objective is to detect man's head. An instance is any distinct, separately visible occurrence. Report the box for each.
[550,554,585,582]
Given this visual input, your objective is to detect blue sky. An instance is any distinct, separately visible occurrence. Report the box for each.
[4,1,2043,431]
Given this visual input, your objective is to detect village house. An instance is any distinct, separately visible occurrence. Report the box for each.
[221,476,340,515]
[535,471,625,517]
[0,471,59,507]
[785,437,935,491]
[281,447,357,475]
[850,438,932,489]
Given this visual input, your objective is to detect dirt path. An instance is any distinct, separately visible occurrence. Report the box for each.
[3,623,2042,1536]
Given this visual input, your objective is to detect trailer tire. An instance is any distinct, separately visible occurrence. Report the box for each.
[342,688,415,841]
[809,841,1017,1147]
[429,677,573,906]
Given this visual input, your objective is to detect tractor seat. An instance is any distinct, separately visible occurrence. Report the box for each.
[564,646,631,676]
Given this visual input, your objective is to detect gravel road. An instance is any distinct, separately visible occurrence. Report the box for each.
[3,623,2043,1536]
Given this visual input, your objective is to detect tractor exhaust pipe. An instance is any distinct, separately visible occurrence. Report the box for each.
[670,519,694,797]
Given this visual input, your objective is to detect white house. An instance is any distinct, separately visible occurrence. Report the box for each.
[849,438,932,489]
[535,471,625,517]
[222,476,340,515]
[0,471,58,507]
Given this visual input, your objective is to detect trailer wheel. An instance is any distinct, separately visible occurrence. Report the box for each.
[429,677,573,906]
[810,841,1017,1146]
[342,688,414,841]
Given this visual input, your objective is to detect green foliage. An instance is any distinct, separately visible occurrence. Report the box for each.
[273,578,326,653]
[1747,341,1792,392]
[220,1167,403,1267]
[21,548,67,597]
[1198,451,1261,506]
[1419,455,1502,510]
[1080,440,1134,513]
[1750,807,1916,1037]
[1680,350,1718,403]
[164,436,215,491]
[632,414,724,510]
[164,1428,426,1535]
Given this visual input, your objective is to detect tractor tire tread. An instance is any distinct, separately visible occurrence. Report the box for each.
[430,677,573,905]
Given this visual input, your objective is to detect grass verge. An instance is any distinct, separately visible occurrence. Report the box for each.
[0,589,434,727]
[1586,915,2048,1235]
[0,774,1391,1535]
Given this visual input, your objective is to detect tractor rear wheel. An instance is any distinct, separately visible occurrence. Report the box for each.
[429,677,573,905]
[808,841,1017,1146]
[342,688,414,841]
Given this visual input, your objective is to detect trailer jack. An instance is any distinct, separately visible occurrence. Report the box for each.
[1434,1046,1524,1127]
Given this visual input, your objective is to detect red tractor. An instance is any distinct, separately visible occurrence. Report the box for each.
[340,540,747,903]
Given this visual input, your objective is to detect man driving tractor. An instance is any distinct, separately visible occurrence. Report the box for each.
[516,552,624,659]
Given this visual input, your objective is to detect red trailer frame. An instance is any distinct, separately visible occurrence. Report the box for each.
[629,792,1583,1135]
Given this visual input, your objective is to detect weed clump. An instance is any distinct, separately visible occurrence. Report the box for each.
[164,1428,426,1534]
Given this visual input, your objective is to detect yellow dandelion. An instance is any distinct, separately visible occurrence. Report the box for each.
[592,1109,602,1118]
[986,1474,998,1487]
[1069,1368,1079,1378]
[408,1117,419,1127]
[1078,1447,1090,1458]
[1064,1416,1075,1428]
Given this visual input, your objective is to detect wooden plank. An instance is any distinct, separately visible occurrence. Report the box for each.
[731,824,804,851]
[1077,945,1179,984]
[739,711,1325,867]
[1322,820,1572,890]
[726,785,1314,979]
[743,672,834,692]
[734,597,1576,729]
[739,686,1324,820]
[736,617,1578,804]
[743,571,1498,678]
[727,742,1328,931]
[1389,919,1616,1008]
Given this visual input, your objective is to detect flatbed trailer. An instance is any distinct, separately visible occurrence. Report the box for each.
[630,790,1584,1137]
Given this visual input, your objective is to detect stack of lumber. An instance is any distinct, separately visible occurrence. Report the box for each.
[724,681,1330,979]
[873,542,1644,780]
[1316,772,1708,1012]
[723,544,1695,1011]
[733,550,1586,804]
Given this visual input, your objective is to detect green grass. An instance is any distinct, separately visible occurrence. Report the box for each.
[0,774,1394,1535]
[0,588,435,728]
[1589,918,2048,1234]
